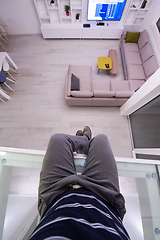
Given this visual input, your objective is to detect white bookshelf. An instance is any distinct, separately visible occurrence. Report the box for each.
[34,0,82,25]
[33,0,124,39]
[125,0,154,29]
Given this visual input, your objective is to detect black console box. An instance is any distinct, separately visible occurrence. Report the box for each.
[83,24,90,28]
[97,22,105,26]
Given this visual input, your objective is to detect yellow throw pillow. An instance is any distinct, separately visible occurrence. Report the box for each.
[125,31,140,43]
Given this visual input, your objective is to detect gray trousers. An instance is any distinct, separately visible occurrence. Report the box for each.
[38,134,126,220]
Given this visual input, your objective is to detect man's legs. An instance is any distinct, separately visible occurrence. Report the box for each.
[38,133,89,217]
[82,134,119,192]
[77,134,126,219]
[38,130,126,219]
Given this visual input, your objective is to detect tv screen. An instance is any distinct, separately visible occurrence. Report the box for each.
[87,0,127,21]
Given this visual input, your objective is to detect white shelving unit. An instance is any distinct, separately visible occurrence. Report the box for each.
[125,0,154,29]
[34,0,83,25]
[33,0,124,39]
[34,0,50,24]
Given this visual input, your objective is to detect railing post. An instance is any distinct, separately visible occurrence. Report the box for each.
[136,173,160,240]
[0,160,12,240]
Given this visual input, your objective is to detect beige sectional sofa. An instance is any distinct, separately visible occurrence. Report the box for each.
[65,30,159,107]
[120,29,158,91]
[65,65,134,107]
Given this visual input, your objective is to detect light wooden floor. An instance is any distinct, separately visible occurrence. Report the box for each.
[0,34,132,158]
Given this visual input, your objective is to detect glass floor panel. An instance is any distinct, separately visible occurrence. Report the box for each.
[0,149,160,240]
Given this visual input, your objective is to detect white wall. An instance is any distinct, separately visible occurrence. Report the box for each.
[0,0,159,66]
[0,0,40,35]
[140,0,160,66]
[0,0,129,35]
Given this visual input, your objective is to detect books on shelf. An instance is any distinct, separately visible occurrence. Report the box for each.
[141,0,147,9]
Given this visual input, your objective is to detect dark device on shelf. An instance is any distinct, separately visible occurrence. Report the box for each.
[83,24,90,28]
[97,22,105,26]
[105,64,110,68]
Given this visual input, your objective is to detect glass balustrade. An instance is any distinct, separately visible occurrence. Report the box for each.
[0,149,160,240]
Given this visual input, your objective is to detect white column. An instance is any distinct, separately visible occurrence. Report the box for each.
[120,68,160,116]
[0,163,12,240]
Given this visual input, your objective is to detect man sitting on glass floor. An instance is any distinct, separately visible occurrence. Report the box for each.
[28,126,130,240]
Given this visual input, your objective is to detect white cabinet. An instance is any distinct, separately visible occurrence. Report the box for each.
[34,0,124,39]
[124,0,154,29]
[41,26,63,38]
[83,28,102,39]
[82,25,124,39]
[62,28,82,38]
[101,24,124,39]
[41,24,124,39]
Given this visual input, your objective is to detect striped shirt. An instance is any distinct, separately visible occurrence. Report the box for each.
[29,189,130,240]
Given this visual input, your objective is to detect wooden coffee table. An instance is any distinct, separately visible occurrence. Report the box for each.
[108,49,119,76]
[97,56,112,75]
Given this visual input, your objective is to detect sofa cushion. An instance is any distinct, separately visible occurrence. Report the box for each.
[143,56,158,78]
[68,65,92,91]
[125,51,142,65]
[115,91,134,98]
[127,64,145,80]
[92,80,110,91]
[93,91,115,98]
[125,31,140,43]
[129,80,145,91]
[140,42,154,63]
[71,74,80,91]
[111,80,130,91]
[138,30,149,50]
[122,39,139,52]
[70,91,93,98]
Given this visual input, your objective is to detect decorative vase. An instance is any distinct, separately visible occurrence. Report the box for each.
[50,1,55,6]
[66,12,69,16]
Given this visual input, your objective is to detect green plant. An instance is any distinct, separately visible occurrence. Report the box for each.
[50,0,55,3]
[64,5,70,13]
[76,13,80,20]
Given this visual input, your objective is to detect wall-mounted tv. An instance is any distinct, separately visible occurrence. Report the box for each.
[87,0,127,21]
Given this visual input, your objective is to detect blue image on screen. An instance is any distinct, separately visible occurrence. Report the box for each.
[87,0,127,21]
[95,3,125,20]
